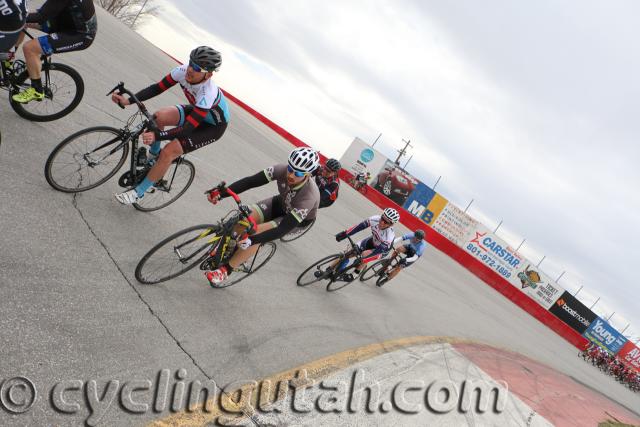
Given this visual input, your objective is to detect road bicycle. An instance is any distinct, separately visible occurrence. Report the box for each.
[297,235,365,292]
[0,30,83,121]
[135,183,277,287]
[359,250,403,287]
[44,82,195,212]
[279,218,315,242]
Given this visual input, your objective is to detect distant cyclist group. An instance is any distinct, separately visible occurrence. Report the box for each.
[580,344,640,392]
[2,0,427,290]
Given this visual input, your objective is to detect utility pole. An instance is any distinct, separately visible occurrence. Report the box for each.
[394,138,413,165]
[589,296,600,310]
[403,154,413,169]
[372,133,382,147]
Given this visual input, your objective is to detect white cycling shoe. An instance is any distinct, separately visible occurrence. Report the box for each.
[114,189,140,205]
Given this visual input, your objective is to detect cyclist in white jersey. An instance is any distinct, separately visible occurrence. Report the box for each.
[326,207,400,282]
[111,46,230,205]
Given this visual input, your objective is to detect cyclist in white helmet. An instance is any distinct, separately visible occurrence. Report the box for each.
[325,207,400,282]
[205,147,321,285]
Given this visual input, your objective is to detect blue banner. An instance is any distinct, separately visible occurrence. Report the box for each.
[583,317,628,354]
[403,182,435,213]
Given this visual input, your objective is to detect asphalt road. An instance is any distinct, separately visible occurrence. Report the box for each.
[1,6,638,426]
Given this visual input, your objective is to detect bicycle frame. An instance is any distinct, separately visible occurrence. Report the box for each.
[1,31,51,92]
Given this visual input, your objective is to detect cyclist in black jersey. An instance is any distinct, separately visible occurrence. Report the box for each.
[315,158,341,208]
[12,0,97,103]
[0,0,26,54]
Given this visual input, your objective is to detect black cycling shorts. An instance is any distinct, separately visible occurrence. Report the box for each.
[37,31,95,55]
[253,195,313,228]
[0,32,20,53]
[176,104,227,154]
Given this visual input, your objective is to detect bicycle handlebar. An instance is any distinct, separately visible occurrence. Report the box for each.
[204,182,257,231]
[106,82,158,131]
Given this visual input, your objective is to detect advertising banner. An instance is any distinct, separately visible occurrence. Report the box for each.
[514,264,565,310]
[339,137,388,185]
[549,291,597,334]
[617,341,640,372]
[463,224,524,283]
[431,202,479,247]
[403,183,448,225]
[583,317,628,354]
[372,160,420,206]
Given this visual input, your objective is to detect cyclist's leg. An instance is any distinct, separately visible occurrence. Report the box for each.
[146,106,181,158]
[387,245,407,281]
[227,196,279,269]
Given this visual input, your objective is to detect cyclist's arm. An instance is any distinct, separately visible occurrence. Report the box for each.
[344,218,370,237]
[27,0,69,24]
[132,73,178,103]
[250,213,298,244]
[319,182,338,208]
[220,170,271,199]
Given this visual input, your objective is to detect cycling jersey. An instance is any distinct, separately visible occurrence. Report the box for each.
[28,0,96,35]
[221,164,320,244]
[0,0,26,34]
[315,173,339,208]
[134,64,230,141]
[344,215,395,261]
[393,233,427,264]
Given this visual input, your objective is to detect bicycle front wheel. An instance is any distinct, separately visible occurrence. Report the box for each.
[11,62,84,122]
[297,254,342,287]
[135,224,220,284]
[359,259,388,282]
[45,126,128,193]
[280,218,315,242]
[213,242,277,288]
[133,158,196,212]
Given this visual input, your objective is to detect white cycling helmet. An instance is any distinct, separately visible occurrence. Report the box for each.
[288,147,320,174]
[382,207,400,224]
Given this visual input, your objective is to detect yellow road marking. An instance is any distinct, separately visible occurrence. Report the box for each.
[148,335,475,426]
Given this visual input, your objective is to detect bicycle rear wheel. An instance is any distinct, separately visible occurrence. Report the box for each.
[45,126,128,192]
[135,224,220,284]
[212,242,277,288]
[359,259,388,282]
[280,218,315,242]
[297,254,342,287]
[11,62,84,122]
[133,158,196,212]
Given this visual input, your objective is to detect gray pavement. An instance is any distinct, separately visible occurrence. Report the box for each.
[1,5,639,426]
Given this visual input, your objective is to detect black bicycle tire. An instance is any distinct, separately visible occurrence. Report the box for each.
[133,158,196,212]
[296,253,342,287]
[279,218,316,242]
[135,224,219,284]
[359,258,387,282]
[212,242,277,288]
[326,260,360,292]
[45,126,128,193]
[10,62,84,122]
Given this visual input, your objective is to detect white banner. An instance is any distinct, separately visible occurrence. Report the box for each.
[513,263,565,309]
[463,223,524,283]
[431,202,479,247]
[339,137,388,184]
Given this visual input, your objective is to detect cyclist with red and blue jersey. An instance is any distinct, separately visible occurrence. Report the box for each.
[324,207,400,282]
[111,46,230,205]
[315,158,341,208]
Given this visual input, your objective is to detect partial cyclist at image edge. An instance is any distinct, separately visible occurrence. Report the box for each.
[331,207,400,281]
[205,147,321,286]
[12,0,97,103]
[0,0,27,54]
[112,46,230,205]
[315,157,341,208]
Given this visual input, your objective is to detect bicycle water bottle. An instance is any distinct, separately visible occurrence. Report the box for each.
[136,146,148,167]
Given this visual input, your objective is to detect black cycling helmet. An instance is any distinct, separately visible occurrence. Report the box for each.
[414,229,425,240]
[189,46,222,72]
[325,158,341,172]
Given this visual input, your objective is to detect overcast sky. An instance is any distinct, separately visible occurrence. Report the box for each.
[138,0,640,341]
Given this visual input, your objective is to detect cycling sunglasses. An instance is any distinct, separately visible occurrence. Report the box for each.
[189,61,207,73]
[380,217,392,225]
[287,165,307,177]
